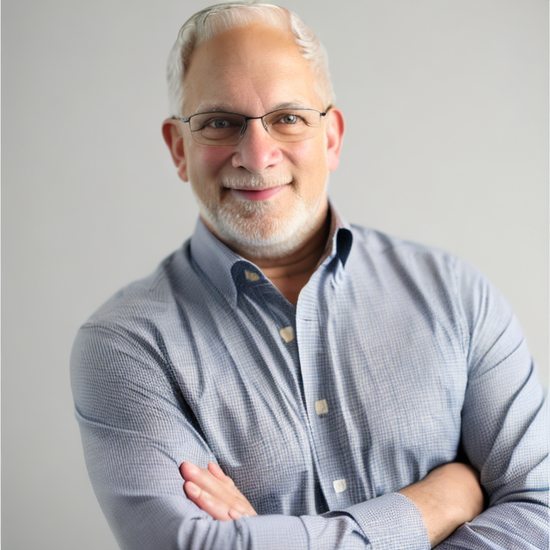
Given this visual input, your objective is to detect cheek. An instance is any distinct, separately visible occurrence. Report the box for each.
[286,139,328,170]
[189,145,233,178]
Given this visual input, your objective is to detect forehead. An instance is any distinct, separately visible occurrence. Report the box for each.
[183,23,321,114]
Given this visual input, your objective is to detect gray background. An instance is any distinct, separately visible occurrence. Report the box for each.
[3,1,548,548]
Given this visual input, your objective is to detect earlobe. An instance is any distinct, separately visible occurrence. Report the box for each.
[325,108,345,172]
[162,119,189,182]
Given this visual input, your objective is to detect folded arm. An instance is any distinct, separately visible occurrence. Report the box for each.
[434,263,549,549]
[182,460,483,547]
[71,324,432,550]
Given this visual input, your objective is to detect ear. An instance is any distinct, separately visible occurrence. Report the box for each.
[325,108,345,172]
[162,119,189,182]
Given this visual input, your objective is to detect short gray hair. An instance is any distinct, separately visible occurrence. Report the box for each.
[166,1,335,116]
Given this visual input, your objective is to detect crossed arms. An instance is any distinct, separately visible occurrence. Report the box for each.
[71,254,549,549]
[72,317,548,550]
[180,460,485,547]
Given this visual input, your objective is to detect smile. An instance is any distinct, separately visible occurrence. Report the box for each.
[228,185,287,202]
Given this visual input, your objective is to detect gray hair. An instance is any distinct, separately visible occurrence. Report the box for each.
[166,1,335,116]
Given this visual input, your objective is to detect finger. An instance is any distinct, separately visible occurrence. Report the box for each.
[206,464,256,515]
[181,463,226,493]
[180,462,257,516]
[182,462,241,500]
[180,461,202,480]
[228,509,248,520]
[208,462,235,486]
[184,481,231,522]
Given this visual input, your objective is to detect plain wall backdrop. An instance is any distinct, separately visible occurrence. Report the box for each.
[3,1,548,548]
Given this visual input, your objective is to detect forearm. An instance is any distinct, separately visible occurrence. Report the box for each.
[182,460,494,550]
[398,463,484,547]
[181,493,428,550]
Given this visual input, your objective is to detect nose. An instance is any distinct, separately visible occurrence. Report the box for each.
[231,118,284,173]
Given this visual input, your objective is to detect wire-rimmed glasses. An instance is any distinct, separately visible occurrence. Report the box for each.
[171,107,328,146]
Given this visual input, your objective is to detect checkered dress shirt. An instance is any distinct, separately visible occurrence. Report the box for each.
[71,208,548,549]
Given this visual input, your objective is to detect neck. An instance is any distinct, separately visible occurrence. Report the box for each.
[238,207,331,305]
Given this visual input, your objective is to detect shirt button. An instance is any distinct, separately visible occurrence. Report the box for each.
[315,399,328,416]
[333,479,347,493]
[279,326,295,343]
[245,270,260,282]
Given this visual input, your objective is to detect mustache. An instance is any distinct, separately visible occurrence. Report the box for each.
[221,174,291,189]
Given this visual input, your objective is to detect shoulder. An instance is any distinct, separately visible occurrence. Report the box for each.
[70,246,195,399]
[85,256,177,331]
[348,224,520,352]
[348,223,470,282]
[347,223,510,327]
[73,242,202,358]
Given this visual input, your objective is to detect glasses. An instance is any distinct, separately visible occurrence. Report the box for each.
[171,107,328,146]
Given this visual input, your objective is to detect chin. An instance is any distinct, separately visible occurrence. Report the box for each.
[197,195,322,259]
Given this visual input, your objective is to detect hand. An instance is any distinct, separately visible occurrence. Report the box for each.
[180,461,258,521]
[398,462,484,547]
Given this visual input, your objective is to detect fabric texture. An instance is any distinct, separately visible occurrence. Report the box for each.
[71,209,548,550]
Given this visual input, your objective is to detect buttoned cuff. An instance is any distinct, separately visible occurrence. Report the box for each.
[345,492,430,549]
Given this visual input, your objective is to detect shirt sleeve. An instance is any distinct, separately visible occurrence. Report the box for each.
[435,262,549,549]
[71,322,430,550]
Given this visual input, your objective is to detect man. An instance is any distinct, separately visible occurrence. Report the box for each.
[71,2,548,549]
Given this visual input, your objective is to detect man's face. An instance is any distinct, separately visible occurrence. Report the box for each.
[167,23,343,258]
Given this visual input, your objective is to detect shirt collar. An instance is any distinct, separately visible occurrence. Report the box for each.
[189,202,353,305]
[189,218,245,305]
[318,203,353,269]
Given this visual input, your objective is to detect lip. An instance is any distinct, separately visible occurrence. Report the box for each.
[229,185,286,202]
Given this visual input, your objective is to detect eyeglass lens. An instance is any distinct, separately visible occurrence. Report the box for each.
[188,109,323,145]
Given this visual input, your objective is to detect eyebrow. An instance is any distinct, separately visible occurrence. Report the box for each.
[194,102,234,113]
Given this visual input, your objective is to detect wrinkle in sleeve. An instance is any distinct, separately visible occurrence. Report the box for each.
[437,262,549,549]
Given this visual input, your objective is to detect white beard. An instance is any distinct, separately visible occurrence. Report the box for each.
[193,174,328,258]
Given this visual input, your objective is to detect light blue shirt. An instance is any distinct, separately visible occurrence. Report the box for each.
[71,209,548,549]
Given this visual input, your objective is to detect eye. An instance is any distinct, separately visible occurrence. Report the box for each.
[207,118,232,129]
[193,114,243,132]
[268,110,311,136]
[272,112,308,128]
[280,114,299,124]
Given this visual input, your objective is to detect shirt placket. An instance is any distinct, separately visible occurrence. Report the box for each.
[295,261,360,511]
[236,263,335,513]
